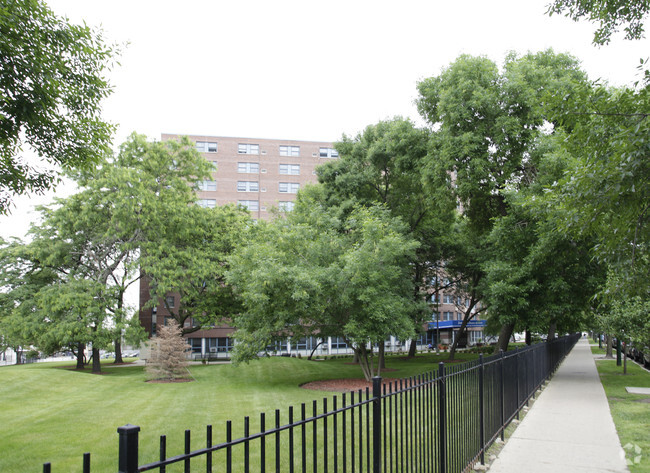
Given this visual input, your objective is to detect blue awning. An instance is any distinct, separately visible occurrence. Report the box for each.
[428,319,487,330]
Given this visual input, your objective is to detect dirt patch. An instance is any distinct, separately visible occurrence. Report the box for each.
[301,378,400,393]
[634,398,650,403]
[146,378,193,384]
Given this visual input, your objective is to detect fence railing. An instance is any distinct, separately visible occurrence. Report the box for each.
[42,334,579,473]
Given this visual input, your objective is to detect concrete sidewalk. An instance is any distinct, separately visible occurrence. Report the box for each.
[487,338,629,473]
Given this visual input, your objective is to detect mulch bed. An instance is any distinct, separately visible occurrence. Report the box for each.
[301,378,399,393]
[146,378,193,383]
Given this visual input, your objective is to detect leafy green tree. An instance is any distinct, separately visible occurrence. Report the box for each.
[227,201,419,381]
[0,0,117,213]
[416,50,589,352]
[316,118,454,358]
[547,0,650,44]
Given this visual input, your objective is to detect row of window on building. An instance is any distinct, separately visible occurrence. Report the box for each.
[433,311,468,321]
[196,141,338,159]
[431,294,470,306]
[197,180,301,194]
[196,199,295,212]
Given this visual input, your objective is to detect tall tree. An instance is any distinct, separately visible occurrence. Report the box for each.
[316,118,454,358]
[0,0,117,213]
[227,201,420,381]
[416,50,589,352]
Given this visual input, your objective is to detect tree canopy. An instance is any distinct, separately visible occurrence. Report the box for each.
[0,0,117,213]
[227,200,420,381]
[548,0,650,44]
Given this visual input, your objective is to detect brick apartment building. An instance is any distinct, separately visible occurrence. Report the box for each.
[139,134,484,358]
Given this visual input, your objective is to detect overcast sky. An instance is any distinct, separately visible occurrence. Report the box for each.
[2,0,649,240]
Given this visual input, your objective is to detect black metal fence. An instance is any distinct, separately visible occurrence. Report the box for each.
[43,334,579,473]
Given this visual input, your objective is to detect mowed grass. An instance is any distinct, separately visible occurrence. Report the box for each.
[592,346,650,473]
[0,351,479,473]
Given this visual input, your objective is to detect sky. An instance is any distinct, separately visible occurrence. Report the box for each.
[2,0,650,240]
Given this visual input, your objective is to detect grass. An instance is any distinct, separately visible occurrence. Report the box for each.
[0,351,481,473]
[592,345,650,473]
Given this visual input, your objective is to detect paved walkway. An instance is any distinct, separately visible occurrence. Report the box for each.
[487,338,629,473]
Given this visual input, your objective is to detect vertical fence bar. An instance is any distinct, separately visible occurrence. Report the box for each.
[323,398,328,473]
[43,463,51,473]
[438,363,447,473]
[275,410,281,473]
[372,377,382,473]
[301,404,307,473]
[226,421,232,473]
[289,406,295,473]
[333,397,338,473]
[206,425,212,473]
[244,417,250,473]
[83,452,90,473]
[479,355,485,465]
[313,400,318,473]
[160,435,167,473]
[261,413,266,473]
[184,430,191,473]
[499,350,505,441]
[118,424,140,473]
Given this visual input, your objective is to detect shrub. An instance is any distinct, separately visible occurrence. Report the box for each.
[145,320,189,381]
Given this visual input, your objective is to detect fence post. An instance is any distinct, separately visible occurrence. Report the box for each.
[438,362,447,473]
[499,350,505,441]
[118,424,140,473]
[515,349,520,419]
[479,354,485,465]
[372,376,382,473]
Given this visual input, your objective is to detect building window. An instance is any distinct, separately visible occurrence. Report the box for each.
[207,337,233,353]
[238,200,259,211]
[279,164,300,175]
[443,311,453,321]
[237,181,259,192]
[238,143,259,155]
[165,296,175,308]
[209,160,218,170]
[319,147,339,158]
[197,199,216,208]
[196,141,218,153]
[278,201,295,212]
[198,180,217,191]
[238,162,259,173]
[280,145,300,157]
[443,294,453,304]
[279,182,300,194]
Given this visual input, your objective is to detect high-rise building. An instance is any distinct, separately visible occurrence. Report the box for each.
[165,133,339,221]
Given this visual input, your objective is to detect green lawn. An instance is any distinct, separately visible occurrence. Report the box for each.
[0,351,480,472]
[592,346,650,473]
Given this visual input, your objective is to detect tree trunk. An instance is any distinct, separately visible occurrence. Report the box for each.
[407,338,417,358]
[15,347,23,365]
[308,340,324,360]
[92,347,101,373]
[494,323,515,354]
[525,329,532,346]
[623,342,628,375]
[352,350,359,364]
[547,323,557,341]
[605,334,614,359]
[114,338,123,364]
[378,343,386,370]
[75,342,85,369]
